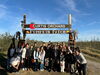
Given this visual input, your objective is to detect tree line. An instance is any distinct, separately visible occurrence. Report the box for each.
[0,32,100,52]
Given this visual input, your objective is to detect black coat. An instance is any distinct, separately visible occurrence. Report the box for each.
[45,47,53,58]
[25,48,31,58]
[52,49,60,60]
[65,53,76,64]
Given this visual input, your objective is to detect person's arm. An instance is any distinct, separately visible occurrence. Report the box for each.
[80,53,87,64]
[77,59,80,64]
[7,48,10,58]
[69,49,72,54]
[34,51,36,59]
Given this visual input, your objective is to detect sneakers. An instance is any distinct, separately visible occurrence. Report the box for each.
[15,72,19,74]
[40,69,44,71]
[22,68,27,71]
[22,68,25,71]
[61,70,64,72]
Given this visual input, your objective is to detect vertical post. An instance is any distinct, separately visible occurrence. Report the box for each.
[68,14,72,25]
[23,14,26,24]
[68,14,72,31]
[23,14,26,40]
[68,14,75,51]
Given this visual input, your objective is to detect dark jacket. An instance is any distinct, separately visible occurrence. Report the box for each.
[7,48,16,58]
[52,49,60,60]
[25,48,31,58]
[45,47,53,58]
[65,53,76,64]
[60,51,65,61]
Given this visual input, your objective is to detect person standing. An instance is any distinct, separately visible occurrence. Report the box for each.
[68,46,76,74]
[21,44,26,70]
[45,44,52,72]
[25,43,31,70]
[16,43,22,57]
[8,44,16,59]
[7,44,16,71]
[39,46,45,71]
[52,45,60,72]
[30,45,34,55]
[75,47,87,75]
[60,49,65,72]
[33,47,40,71]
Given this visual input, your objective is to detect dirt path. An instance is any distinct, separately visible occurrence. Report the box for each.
[8,70,69,75]
[0,59,100,75]
[87,60,100,75]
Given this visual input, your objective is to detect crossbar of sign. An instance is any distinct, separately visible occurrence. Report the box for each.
[25,30,70,34]
[24,24,71,28]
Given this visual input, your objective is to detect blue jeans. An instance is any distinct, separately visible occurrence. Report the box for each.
[40,60,44,70]
[40,64,44,70]
[34,59,39,71]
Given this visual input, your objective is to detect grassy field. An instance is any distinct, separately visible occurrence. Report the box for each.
[81,48,100,63]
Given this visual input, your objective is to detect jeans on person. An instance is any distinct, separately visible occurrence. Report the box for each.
[34,59,39,71]
[77,64,87,75]
[40,60,44,70]
[40,64,44,70]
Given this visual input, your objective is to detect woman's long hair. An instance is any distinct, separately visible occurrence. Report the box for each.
[40,46,44,54]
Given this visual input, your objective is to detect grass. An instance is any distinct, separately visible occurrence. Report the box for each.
[90,49,100,54]
[84,54,100,63]
[81,49,100,59]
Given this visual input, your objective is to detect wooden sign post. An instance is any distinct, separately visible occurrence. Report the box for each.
[20,14,77,49]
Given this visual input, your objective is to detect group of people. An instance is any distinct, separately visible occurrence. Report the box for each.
[7,42,87,75]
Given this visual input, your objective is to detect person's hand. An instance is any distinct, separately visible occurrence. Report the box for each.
[21,60,24,63]
[57,61,60,64]
[41,62,43,64]
[77,60,80,64]
[77,64,80,67]
[34,59,36,62]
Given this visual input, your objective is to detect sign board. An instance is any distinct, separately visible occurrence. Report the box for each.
[23,24,71,29]
[25,30,70,34]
